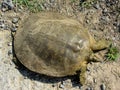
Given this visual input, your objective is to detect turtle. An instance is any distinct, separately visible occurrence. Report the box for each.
[14,12,109,85]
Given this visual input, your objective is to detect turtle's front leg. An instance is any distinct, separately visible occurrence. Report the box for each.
[79,61,87,85]
[91,39,110,51]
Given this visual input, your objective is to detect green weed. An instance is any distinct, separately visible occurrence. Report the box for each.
[80,0,97,9]
[13,0,44,12]
[106,44,119,61]
[70,0,77,3]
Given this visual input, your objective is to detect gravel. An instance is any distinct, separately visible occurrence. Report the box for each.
[1,0,14,11]
[100,83,106,90]
[0,23,5,28]
[12,17,19,24]
[8,49,12,55]
[94,4,100,9]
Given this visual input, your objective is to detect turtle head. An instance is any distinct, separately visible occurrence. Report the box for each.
[89,49,108,62]
[89,38,111,62]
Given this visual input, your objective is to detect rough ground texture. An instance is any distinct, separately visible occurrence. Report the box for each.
[0,0,120,90]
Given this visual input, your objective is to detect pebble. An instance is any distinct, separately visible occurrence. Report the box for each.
[15,23,19,27]
[103,8,107,13]
[11,26,17,32]
[100,16,110,23]
[24,76,28,79]
[43,3,50,10]
[8,42,12,46]
[12,17,19,24]
[1,7,7,12]
[0,19,5,24]
[86,20,90,24]
[49,0,55,3]
[93,78,97,83]
[102,0,106,2]
[87,66,91,71]
[0,23,5,28]
[8,50,12,55]
[52,83,56,87]
[100,83,106,90]
[0,20,8,30]
[1,0,14,11]
[86,87,93,90]
[94,4,100,9]
[59,84,65,89]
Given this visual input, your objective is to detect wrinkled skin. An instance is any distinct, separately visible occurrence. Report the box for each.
[14,12,109,85]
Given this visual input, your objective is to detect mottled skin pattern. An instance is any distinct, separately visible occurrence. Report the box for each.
[14,12,109,85]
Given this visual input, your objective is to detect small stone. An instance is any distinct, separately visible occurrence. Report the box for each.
[1,13,4,16]
[24,76,28,79]
[94,4,100,9]
[62,81,66,85]
[1,8,7,12]
[87,66,91,71]
[15,24,19,28]
[0,23,5,28]
[100,0,105,2]
[59,84,64,89]
[103,8,107,13]
[8,42,12,46]
[12,17,19,24]
[11,27,17,32]
[4,25,9,30]
[86,20,90,23]
[49,0,55,3]
[62,79,72,87]
[93,78,97,83]
[8,50,12,55]
[112,37,116,40]
[100,83,106,90]
[52,83,56,87]
[113,26,116,29]
[0,19,5,24]
[1,0,14,11]
[86,87,93,90]
[75,86,80,89]
[43,3,49,10]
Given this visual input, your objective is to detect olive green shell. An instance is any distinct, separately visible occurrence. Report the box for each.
[14,12,93,77]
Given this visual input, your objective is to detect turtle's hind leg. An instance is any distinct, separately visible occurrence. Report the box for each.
[79,61,87,85]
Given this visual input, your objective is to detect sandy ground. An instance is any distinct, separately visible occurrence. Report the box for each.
[0,0,120,90]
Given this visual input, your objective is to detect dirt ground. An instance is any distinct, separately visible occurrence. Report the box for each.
[0,0,120,90]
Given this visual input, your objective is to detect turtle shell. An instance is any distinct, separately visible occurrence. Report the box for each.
[14,12,92,77]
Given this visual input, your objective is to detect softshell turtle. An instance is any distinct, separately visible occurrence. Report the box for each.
[14,12,109,85]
